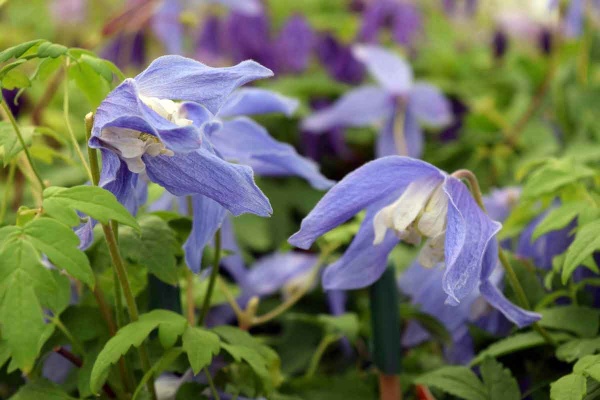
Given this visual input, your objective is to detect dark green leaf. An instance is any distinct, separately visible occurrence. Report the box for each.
[557,338,600,363]
[182,326,220,374]
[480,357,521,400]
[540,306,600,338]
[563,221,600,283]
[9,379,78,400]
[414,366,487,400]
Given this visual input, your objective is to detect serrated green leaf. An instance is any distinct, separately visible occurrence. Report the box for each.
[532,203,582,241]
[120,215,178,285]
[24,217,94,287]
[414,366,487,400]
[36,42,68,58]
[540,306,600,338]
[574,355,600,381]
[480,357,521,400]
[9,379,78,400]
[90,310,186,393]
[0,40,45,63]
[563,220,600,283]
[550,374,587,400]
[132,347,184,400]
[42,185,139,230]
[0,270,47,373]
[182,326,220,374]
[67,60,110,108]
[522,160,595,199]
[471,331,571,365]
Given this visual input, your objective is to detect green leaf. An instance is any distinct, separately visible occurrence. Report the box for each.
[120,215,179,285]
[557,338,600,363]
[522,159,595,199]
[90,310,186,393]
[36,42,68,59]
[2,68,30,89]
[532,203,582,240]
[9,379,78,400]
[540,306,600,338]
[563,220,600,283]
[24,218,94,287]
[0,270,48,373]
[0,122,34,166]
[550,374,587,400]
[80,54,114,82]
[0,40,45,63]
[182,326,220,374]
[414,366,487,400]
[480,357,521,400]
[67,60,110,108]
[471,331,571,365]
[43,185,139,230]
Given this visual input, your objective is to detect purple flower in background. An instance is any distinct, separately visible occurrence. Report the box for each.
[442,0,478,17]
[90,55,275,220]
[358,0,422,47]
[273,15,315,74]
[316,33,365,84]
[304,45,452,158]
[302,99,353,162]
[289,157,540,327]
[50,0,86,23]
[101,32,146,70]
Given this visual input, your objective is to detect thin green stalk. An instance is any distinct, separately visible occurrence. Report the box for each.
[0,94,45,190]
[63,60,93,181]
[204,368,221,400]
[85,113,100,185]
[0,161,17,223]
[86,113,157,400]
[52,317,85,355]
[304,334,339,378]
[198,229,222,325]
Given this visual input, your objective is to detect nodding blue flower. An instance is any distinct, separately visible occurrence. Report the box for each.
[358,0,422,47]
[143,82,333,272]
[315,33,365,84]
[90,55,276,219]
[289,156,540,327]
[303,45,452,159]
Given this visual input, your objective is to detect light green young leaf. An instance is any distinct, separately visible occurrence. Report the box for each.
[532,203,582,241]
[562,220,600,283]
[0,122,34,166]
[67,61,110,108]
[182,326,220,374]
[0,40,45,63]
[480,357,521,400]
[2,69,30,89]
[557,338,600,363]
[89,310,186,394]
[36,42,68,59]
[43,185,139,230]
[414,366,487,400]
[522,159,595,199]
[574,355,600,382]
[24,218,94,287]
[550,374,587,400]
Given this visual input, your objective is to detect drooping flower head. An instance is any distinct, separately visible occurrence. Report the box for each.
[90,55,275,218]
[315,33,366,84]
[289,157,540,327]
[358,0,423,47]
[303,45,452,159]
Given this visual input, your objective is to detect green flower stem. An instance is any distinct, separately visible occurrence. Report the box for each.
[204,368,221,400]
[198,229,222,325]
[304,334,340,379]
[86,113,157,400]
[452,169,556,347]
[0,161,17,223]
[0,93,45,190]
[63,60,93,182]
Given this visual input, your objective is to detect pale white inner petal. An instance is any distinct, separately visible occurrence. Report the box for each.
[101,128,174,173]
[139,95,193,127]
[372,175,449,268]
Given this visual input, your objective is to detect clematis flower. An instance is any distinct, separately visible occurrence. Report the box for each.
[141,84,333,272]
[289,156,540,327]
[90,55,276,221]
[303,45,451,159]
[315,33,365,84]
[358,0,422,47]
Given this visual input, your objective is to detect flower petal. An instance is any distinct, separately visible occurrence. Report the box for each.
[442,178,502,304]
[322,197,400,290]
[134,55,273,114]
[183,195,228,273]
[352,45,412,94]
[376,108,423,158]
[408,83,452,127]
[143,144,272,217]
[244,252,318,296]
[289,156,443,249]
[207,0,263,15]
[479,280,541,328]
[218,88,299,118]
[214,118,334,190]
[302,86,392,132]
